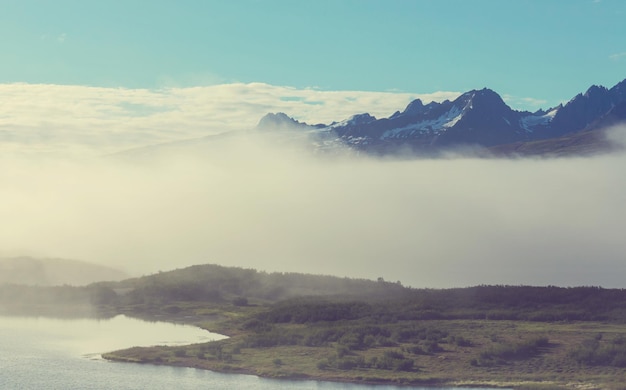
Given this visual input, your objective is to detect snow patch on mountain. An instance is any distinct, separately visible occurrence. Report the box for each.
[519,108,559,132]
[328,113,376,129]
[381,105,463,139]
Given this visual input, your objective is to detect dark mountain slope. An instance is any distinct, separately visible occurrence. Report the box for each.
[115,78,626,159]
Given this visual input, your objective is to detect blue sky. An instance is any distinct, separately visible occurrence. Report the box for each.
[2,0,625,110]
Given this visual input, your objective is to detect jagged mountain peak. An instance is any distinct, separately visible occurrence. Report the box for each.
[351,113,376,122]
[403,99,424,113]
[391,99,440,119]
[612,78,626,90]
[451,87,512,116]
[461,87,505,103]
[550,80,623,134]
[332,113,377,128]
[610,78,626,100]
[257,112,308,130]
[248,78,626,156]
[584,84,609,98]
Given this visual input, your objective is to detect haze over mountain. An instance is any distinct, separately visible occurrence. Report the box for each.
[116,79,626,159]
[253,79,626,157]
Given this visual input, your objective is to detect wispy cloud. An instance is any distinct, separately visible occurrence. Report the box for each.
[39,33,67,44]
[609,52,626,60]
[0,82,459,157]
[502,94,549,111]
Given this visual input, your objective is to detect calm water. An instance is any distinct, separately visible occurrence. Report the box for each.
[0,315,501,389]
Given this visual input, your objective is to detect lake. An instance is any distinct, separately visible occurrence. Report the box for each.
[0,315,503,389]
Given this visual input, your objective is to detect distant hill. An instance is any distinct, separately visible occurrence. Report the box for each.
[108,264,626,323]
[4,262,626,324]
[109,263,409,304]
[0,257,129,286]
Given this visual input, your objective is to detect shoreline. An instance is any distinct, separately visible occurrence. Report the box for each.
[102,351,516,389]
[2,305,617,389]
[101,317,615,390]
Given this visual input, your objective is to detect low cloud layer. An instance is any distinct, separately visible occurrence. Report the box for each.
[0,83,459,158]
[2,124,626,288]
[1,82,624,288]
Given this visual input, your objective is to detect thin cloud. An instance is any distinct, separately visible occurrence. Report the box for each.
[0,82,459,157]
[39,33,67,44]
[502,94,549,111]
[609,52,626,60]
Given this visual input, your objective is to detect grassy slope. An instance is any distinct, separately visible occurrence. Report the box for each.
[103,302,626,390]
[487,129,620,158]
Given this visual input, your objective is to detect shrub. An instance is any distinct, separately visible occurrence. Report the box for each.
[339,332,364,350]
[336,345,351,358]
[405,345,427,355]
[164,305,182,314]
[241,319,272,332]
[453,336,472,347]
[370,350,414,371]
[384,350,405,359]
[425,341,443,353]
[336,358,358,370]
[394,358,414,371]
[474,337,549,366]
[569,335,626,367]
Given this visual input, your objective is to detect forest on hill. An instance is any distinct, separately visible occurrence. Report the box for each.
[2,263,626,323]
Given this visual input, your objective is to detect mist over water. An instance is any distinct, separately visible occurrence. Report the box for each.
[2,124,626,288]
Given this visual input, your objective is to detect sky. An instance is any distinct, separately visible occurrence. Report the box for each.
[1,0,625,111]
[1,1,626,288]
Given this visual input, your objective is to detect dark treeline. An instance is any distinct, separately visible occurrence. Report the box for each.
[404,285,626,322]
[254,285,626,325]
[3,263,626,322]
[106,264,409,306]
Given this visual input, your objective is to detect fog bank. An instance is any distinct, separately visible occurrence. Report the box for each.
[2,128,625,288]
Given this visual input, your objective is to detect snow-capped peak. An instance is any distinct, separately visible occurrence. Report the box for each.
[329,113,376,129]
[257,112,309,130]
[519,107,559,132]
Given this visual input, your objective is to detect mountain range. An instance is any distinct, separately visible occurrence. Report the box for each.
[257,78,626,157]
[117,79,626,159]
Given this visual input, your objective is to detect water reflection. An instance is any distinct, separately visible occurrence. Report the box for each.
[0,315,505,390]
[0,314,224,356]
